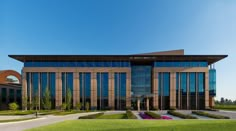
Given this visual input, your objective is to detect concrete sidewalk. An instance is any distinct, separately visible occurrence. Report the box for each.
[0,112,100,131]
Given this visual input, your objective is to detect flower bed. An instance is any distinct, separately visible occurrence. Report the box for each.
[139,112,154,119]
[161,115,172,120]
[139,112,172,120]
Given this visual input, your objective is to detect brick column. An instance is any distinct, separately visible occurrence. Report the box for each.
[146,97,149,111]
[108,72,114,109]
[56,72,62,109]
[73,72,79,108]
[152,70,158,109]
[91,72,97,109]
[205,72,209,109]
[22,72,27,110]
[170,72,176,109]
[126,71,131,108]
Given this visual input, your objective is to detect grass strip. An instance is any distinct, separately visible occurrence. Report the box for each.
[79,113,104,119]
[0,117,37,123]
[168,110,197,119]
[192,111,230,119]
[126,110,137,119]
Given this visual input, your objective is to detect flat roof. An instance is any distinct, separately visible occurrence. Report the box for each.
[9,55,228,65]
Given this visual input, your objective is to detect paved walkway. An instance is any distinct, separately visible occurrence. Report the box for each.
[0,112,100,131]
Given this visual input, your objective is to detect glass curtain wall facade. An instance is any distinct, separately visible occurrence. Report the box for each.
[25,72,56,109]
[209,69,216,96]
[62,72,73,109]
[176,72,205,110]
[114,72,126,110]
[97,72,109,110]
[79,72,91,109]
[158,72,170,110]
[131,66,151,110]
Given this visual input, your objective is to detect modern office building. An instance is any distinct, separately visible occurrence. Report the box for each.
[9,50,227,110]
[0,70,22,110]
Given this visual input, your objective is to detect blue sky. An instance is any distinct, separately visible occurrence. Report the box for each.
[0,0,235,100]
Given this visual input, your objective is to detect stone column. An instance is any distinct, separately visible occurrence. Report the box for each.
[22,72,27,110]
[205,72,209,109]
[73,72,80,108]
[170,72,176,109]
[137,98,140,112]
[146,98,149,111]
[108,72,114,109]
[56,72,62,109]
[91,72,97,109]
[126,70,131,108]
[152,70,158,109]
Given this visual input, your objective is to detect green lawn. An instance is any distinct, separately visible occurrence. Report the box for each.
[26,120,236,131]
[214,105,236,111]
[97,113,128,119]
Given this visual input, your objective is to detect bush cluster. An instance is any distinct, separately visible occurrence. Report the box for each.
[126,110,137,119]
[168,110,197,119]
[144,111,161,119]
[79,113,104,119]
[192,111,230,119]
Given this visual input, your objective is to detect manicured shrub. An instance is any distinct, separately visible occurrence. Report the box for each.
[192,111,230,119]
[9,102,19,111]
[168,110,197,119]
[126,110,137,119]
[79,113,104,119]
[144,111,161,119]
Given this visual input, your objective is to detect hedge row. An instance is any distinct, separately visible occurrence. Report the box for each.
[126,110,137,119]
[168,111,197,119]
[79,113,104,119]
[192,111,230,119]
[144,111,161,119]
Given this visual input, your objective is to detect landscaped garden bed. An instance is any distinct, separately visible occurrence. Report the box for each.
[192,111,230,119]
[168,110,197,119]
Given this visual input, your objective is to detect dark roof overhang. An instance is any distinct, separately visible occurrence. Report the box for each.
[9,55,228,65]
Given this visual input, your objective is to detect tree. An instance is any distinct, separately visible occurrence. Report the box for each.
[9,102,19,111]
[220,97,225,104]
[61,103,67,111]
[32,92,39,110]
[42,87,52,110]
[66,88,72,110]
[85,102,90,112]
[76,103,81,111]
